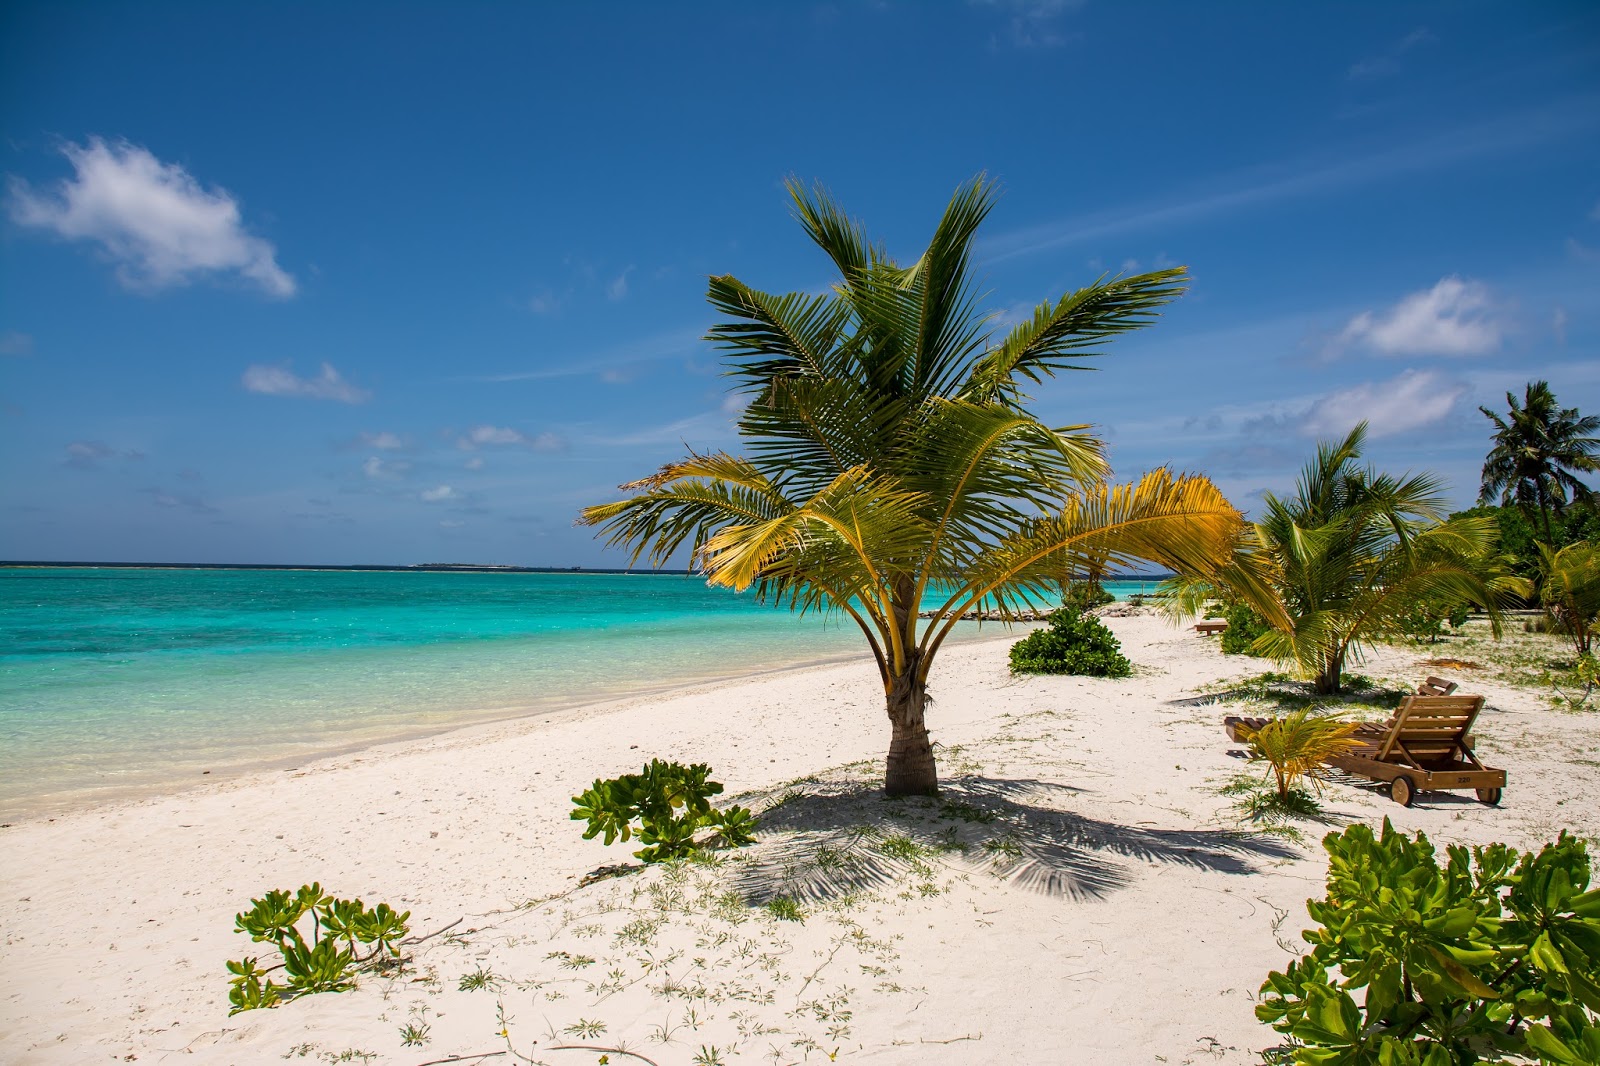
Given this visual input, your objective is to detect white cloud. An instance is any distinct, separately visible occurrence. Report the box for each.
[529,287,565,314]
[8,138,295,296]
[439,519,465,528]
[62,440,114,469]
[1335,277,1503,357]
[1302,369,1464,440]
[464,456,484,470]
[457,424,526,449]
[606,266,634,302]
[361,456,411,480]
[243,362,369,403]
[360,431,403,450]
[420,485,456,502]
[531,431,566,453]
[0,331,33,356]
[456,425,566,452]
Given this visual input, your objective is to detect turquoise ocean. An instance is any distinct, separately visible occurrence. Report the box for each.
[0,567,1160,815]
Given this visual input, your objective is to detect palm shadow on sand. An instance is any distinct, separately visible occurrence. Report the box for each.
[729,774,1299,905]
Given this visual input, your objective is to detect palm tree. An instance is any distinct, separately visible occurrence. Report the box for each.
[581,176,1241,796]
[1165,424,1516,694]
[1480,381,1600,542]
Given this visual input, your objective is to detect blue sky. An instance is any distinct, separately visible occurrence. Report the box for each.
[1,1,1597,566]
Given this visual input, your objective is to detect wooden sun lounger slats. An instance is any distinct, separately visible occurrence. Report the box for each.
[1221,690,1505,808]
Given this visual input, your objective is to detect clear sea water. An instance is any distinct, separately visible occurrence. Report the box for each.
[0,567,1160,816]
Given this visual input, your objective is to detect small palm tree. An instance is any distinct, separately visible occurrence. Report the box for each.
[1533,541,1600,657]
[1480,381,1599,542]
[1166,424,1517,694]
[1235,711,1362,800]
[582,176,1241,795]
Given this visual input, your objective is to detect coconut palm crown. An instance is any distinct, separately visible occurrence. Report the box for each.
[581,176,1241,796]
[1165,424,1519,693]
[1480,381,1599,542]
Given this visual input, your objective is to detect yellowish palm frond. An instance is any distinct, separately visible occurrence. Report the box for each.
[1236,711,1363,798]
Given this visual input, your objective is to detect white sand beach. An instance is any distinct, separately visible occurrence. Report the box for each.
[3,613,1596,1064]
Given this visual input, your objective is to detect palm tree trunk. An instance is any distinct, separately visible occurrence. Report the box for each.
[883,656,938,796]
[1312,648,1345,695]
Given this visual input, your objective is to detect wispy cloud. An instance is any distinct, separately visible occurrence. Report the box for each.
[0,331,33,357]
[606,266,634,301]
[1348,27,1435,81]
[464,325,705,383]
[455,424,568,453]
[62,440,115,469]
[143,486,218,514]
[420,484,456,502]
[361,455,412,480]
[1302,369,1464,439]
[8,138,295,296]
[1334,277,1503,357]
[981,98,1599,262]
[359,431,404,450]
[243,362,370,403]
[973,0,1084,48]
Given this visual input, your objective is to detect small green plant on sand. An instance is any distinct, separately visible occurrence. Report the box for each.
[1009,605,1132,677]
[226,884,410,1015]
[1258,821,1600,1064]
[764,896,804,922]
[1234,709,1362,800]
[571,759,758,863]
[1552,651,1600,711]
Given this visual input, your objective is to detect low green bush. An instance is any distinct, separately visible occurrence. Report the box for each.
[1399,598,1473,644]
[1258,821,1600,1064]
[1009,606,1132,677]
[1062,581,1115,614]
[571,759,758,863]
[1220,603,1271,656]
[226,884,410,1014]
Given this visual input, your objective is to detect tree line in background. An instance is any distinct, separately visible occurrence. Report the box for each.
[1167,380,1599,690]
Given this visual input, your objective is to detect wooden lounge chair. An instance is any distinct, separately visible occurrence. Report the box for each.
[1223,693,1505,808]
[1417,675,1459,696]
[1193,620,1228,635]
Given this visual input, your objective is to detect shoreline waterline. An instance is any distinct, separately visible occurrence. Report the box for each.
[0,622,1032,823]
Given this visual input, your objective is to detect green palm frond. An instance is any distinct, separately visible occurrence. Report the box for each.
[963,267,1190,406]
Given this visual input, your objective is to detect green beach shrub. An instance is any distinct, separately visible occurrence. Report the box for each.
[1398,597,1473,644]
[226,883,410,1015]
[1258,821,1600,1064]
[1062,581,1115,614]
[1219,603,1270,656]
[571,759,758,863]
[1009,606,1132,677]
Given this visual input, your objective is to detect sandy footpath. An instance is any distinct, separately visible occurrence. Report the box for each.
[2,614,1596,1065]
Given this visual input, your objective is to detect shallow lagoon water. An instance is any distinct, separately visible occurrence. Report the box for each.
[0,567,1159,814]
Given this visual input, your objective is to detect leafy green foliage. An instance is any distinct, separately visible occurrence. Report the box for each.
[1062,580,1115,614]
[1009,605,1132,677]
[226,884,410,1015]
[1221,603,1271,655]
[1235,710,1362,799]
[1165,424,1518,693]
[580,176,1241,797]
[1399,598,1473,644]
[1258,821,1600,1064]
[571,760,758,863]
[1535,542,1600,656]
